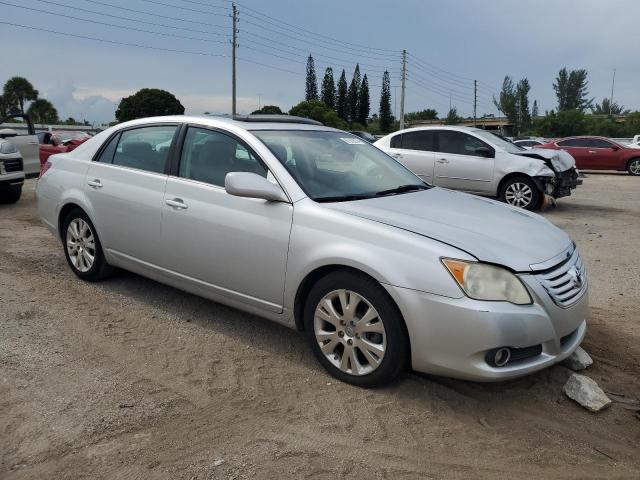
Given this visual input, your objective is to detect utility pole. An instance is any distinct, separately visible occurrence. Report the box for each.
[473,80,477,127]
[399,49,407,130]
[609,68,616,116]
[231,2,238,116]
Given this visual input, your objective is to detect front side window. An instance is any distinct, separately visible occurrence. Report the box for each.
[437,131,488,156]
[179,127,267,187]
[111,125,177,173]
[253,130,426,202]
[588,138,614,148]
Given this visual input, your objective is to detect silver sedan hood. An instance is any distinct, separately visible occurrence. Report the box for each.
[518,148,575,172]
[324,188,571,272]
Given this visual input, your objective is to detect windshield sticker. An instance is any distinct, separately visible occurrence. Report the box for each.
[340,137,365,145]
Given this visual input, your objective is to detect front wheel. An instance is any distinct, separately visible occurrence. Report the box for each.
[627,158,640,176]
[304,271,409,387]
[0,184,22,204]
[500,176,541,210]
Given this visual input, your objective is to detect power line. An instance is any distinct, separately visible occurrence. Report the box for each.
[185,0,400,55]
[83,0,227,26]
[0,1,229,45]
[31,0,229,36]
[138,0,229,14]
[410,53,497,94]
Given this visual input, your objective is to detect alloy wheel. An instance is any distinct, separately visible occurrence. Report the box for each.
[66,218,96,273]
[504,182,533,208]
[313,289,387,376]
[630,159,640,175]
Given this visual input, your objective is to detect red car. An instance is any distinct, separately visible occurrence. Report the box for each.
[537,136,640,176]
[37,130,92,166]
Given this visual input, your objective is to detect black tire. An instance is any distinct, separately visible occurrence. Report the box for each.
[627,158,640,176]
[303,270,409,387]
[62,208,113,281]
[500,176,542,211]
[0,184,22,204]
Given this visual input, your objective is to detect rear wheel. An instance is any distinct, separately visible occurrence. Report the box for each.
[0,184,22,204]
[500,176,541,210]
[62,208,113,281]
[627,158,640,176]
[304,270,409,387]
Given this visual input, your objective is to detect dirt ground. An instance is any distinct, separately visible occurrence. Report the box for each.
[1,175,639,480]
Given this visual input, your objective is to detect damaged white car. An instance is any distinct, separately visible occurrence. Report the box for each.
[374,126,581,210]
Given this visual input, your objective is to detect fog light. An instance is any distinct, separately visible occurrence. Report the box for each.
[486,347,511,367]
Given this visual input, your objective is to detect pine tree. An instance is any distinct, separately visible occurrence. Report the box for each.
[347,64,361,122]
[320,67,336,109]
[532,100,539,118]
[357,74,370,126]
[379,71,393,133]
[305,54,318,101]
[336,69,349,121]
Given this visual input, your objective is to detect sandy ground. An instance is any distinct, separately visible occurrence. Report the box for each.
[1,175,639,480]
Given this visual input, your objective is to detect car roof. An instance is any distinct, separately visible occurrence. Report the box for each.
[111,115,340,132]
[388,125,485,135]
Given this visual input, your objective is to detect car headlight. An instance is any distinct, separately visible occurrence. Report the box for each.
[0,141,18,154]
[441,259,532,305]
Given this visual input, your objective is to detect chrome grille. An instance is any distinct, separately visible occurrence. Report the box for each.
[2,158,23,172]
[536,248,587,308]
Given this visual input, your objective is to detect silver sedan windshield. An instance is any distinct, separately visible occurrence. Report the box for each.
[253,130,427,202]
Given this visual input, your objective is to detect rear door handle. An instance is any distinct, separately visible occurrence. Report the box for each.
[166,198,188,209]
[87,179,102,188]
[437,158,449,164]
[391,153,403,159]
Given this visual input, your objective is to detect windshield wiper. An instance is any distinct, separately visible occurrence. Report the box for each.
[315,193,376,203]
[375,184,428,197]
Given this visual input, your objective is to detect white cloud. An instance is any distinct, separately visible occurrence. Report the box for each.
[43,80,118,124]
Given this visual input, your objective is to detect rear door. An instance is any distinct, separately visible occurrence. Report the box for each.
[387,130,436,184]
[84,124,178,266]
[160,125,293,312]
[432,130,495,193]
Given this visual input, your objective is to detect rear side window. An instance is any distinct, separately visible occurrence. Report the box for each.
[390,134,403,148]
[179,127,268,187]
[558,138,588,147]
[436,131,488,156]
[401,131,436,152]
[111,125,177,173]
[96,133,119,163]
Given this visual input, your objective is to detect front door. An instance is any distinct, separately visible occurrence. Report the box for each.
[84,124,178,265]
[161,126,293,312]
[432,130,495,193]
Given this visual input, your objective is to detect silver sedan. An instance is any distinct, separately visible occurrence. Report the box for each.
[36,115,588,386]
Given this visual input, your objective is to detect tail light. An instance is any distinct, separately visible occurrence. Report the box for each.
[39,160,52,178]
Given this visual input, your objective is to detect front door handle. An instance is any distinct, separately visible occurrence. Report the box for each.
[87,179,102,188]
[437,158,449,164]
[166,198,188,209]
[588,150,596,153]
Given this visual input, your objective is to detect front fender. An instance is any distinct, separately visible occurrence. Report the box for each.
[283,199,473,312]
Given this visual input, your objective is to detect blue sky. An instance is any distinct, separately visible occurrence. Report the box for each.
[1,0,637,123]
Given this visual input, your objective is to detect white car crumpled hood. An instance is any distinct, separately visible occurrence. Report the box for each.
[325,188,571,272]
[518,148,575,172]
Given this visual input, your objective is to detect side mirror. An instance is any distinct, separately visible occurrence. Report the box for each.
[475,146,493,158]
[225,172,289,202]
[611,145,620,151]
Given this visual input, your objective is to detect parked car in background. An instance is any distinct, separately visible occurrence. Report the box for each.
[0,114,39,177]
[36,114,588,386]
[626,140,640,149]
[38,130,92,165]
[513,138,545,149]
[349,131,377,143]
[0,136,24,203]
[537,136,640,176]
[375,126,581,210]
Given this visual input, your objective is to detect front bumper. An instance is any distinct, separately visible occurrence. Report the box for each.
[0,171,25,187]
[535,168,581,199]
[384,275,588,381]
